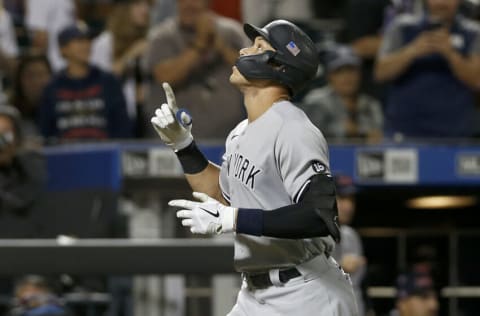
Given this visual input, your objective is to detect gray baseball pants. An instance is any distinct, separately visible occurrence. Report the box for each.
[227,253,358,316]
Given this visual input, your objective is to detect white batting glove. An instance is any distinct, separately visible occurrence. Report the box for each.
[169,192,236,235]
[150,82,193,151]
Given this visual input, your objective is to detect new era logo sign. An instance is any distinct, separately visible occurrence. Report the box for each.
[356,149,418,183]
[357,152,384,180]
[286,41,301,56]
[457,153,480,175]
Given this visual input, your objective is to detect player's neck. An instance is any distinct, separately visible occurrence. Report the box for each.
[243,86,290,122]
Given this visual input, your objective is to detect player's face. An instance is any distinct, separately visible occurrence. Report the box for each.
[239,36,276,56]
[230,37,276,87]
[426,0,460,22]
[398,293,439,316]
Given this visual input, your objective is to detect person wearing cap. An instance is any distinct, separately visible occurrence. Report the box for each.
[39,24,133,142]
[332,174,369,316]
[301,45,383,143]
[388,272,439,316]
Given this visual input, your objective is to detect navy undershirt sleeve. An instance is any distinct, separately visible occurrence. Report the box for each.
[236,203,330,239]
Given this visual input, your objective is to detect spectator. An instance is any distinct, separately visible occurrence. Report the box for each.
[0,105,45,299]
[343,0,390,100]
[0,3,19,102]
[375,0,480,138]
[91,0,151,136]
[302,46,383,143]
[0,104,45,236]
[39,24,133,142]
[388,272,439,316]
[8,275,70,316]
[144,0,247,141]
[331,174,369,316]
[25,0,75,71]
[10,54,52,141]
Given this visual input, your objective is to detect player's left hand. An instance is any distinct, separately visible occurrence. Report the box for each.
[169,192,236,235]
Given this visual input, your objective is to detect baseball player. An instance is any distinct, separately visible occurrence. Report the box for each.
[151,20,358,315]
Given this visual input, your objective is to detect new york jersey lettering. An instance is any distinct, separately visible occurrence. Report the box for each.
[228,153,261,190]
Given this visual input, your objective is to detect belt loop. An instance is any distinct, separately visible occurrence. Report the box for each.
[269,269,283,287]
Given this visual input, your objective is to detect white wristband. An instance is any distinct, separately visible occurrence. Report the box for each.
[221,207,236,233]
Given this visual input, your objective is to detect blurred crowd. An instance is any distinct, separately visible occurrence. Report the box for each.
[1,0,480,315]
[0,0,479,148]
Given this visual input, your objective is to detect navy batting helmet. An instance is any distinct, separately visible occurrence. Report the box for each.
[235,19,319,95]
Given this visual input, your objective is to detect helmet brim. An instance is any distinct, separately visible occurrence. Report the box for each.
[244,23,270,43]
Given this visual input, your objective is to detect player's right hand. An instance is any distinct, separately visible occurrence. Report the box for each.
[169,192,236,235]
[151,82,193,151]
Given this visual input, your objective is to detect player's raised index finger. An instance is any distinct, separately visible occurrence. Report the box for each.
[162,82,179,112]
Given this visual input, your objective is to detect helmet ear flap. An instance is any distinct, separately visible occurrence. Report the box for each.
[235,51,277,80]
[261,51,275,62]
[235,51,295,95]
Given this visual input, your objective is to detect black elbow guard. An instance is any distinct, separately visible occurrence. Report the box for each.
[258,174,341,241]
[302,174,341,242]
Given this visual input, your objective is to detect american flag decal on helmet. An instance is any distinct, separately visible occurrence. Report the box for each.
[286,41,301,56]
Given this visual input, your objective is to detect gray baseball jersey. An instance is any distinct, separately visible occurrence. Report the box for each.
[219,100,336,272]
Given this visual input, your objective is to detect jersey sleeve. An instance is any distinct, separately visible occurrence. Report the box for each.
[275,120,331,203]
